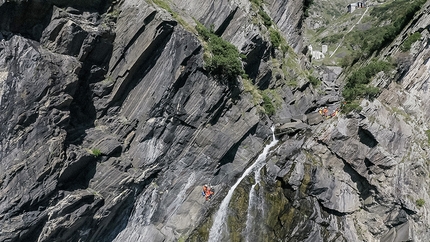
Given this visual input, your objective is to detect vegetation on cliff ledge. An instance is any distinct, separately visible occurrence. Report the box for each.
[196,23,244,80]
[401,32,422,52]
[342,60,392,112]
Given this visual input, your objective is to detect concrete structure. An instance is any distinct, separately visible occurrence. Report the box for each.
[347,2,365,13]
[309,45,326,60]
[322,44,328,54]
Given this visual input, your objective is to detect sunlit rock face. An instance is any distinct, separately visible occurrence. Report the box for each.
[1,0,430,241]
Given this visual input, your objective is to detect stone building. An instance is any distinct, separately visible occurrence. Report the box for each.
[347,1,365,13]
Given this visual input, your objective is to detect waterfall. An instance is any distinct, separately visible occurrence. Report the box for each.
[208,127,278,242]
[244,154,265,241]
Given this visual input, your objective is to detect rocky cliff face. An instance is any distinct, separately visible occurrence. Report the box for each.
[0,0,429,241]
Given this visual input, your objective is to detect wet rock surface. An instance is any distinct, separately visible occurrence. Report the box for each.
[1,0,430,241]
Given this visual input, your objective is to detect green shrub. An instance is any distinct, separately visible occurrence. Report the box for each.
[286,78,298,87]
[196,22,212,41]
[416,198,425,207]
[342,60,392,102]
[152,0,170,11]
[262,93,275,116]
[303,0,314,17]
[340,52,362,68]
[91,148,102,157]
[281,44,289,54]
[196,23,244,80]
[250,0,263,6]
[341,101,363,113]
[269,28,282,48]
[259,9,272,27]
[249,0,272,27]
[308,75,321,86]
[401,32,421,52]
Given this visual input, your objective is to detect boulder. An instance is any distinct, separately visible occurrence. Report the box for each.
[380,221,414,242]
[306,112,324,125]
[276,121,308,135]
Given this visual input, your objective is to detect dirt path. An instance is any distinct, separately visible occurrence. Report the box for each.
[330,7,369,58]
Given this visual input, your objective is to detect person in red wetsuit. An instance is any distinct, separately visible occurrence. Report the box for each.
[202,184,214,201]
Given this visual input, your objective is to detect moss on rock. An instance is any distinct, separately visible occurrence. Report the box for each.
[227,178,252,241]
[187,216,213,242]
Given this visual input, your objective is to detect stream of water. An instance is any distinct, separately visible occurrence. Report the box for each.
[208,127,278,242]
[244,150,266,241]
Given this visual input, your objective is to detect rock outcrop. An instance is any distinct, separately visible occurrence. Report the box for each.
[1,0,430,241]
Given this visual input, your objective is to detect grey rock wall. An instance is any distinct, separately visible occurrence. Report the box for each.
[0,0,306,241]
[1,0,430,241]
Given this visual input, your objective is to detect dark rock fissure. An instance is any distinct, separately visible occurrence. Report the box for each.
[364,157,374,168]
[208,91,229,125]
[342,159,375,201]
[214,6,238,36]
[0,1,53,41]
[106,21,177,112]
[65,29,115,146]
[60,159,97,191]
[358,126,378,148]
[320,140,377,201]
[316,199,349,217]
[109,10,157,73]
[243,36,269,80]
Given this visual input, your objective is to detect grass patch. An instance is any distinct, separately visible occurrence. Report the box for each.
[242,78,279,116]
[196,22,244,80]
[269,28,282,48]
[401,32,421,52]
[308,75,321,86]
[286,78,298,87]
[321,33,343,45]
[106,9,120,20]
[262,92,276,116]
[242,78,263,104]
[416,198,425,207]
[315,0,426,66]
[425,130,430,144]
[90,148,102,157]
[150,0,190,30]
[250,0,272,27]
[390,106,412,123]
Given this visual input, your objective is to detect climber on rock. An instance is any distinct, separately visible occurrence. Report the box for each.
[202,184,214,201]
[331,108,339,117]
[322,106,329,117]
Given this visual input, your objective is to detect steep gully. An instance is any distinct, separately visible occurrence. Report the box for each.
[208,127,278,242]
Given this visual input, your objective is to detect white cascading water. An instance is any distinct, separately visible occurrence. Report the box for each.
[208,127,278,242]
[244,152,266,241]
